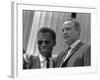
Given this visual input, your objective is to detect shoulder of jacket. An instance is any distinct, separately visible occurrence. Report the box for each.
[30,55,39,61]
[82,42,91,49]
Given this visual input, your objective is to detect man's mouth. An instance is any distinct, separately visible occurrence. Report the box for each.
[63,35,70,39]
[40,48,49,52]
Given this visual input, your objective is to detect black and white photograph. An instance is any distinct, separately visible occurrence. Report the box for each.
[23,10,91,69]
[11,2,97,78]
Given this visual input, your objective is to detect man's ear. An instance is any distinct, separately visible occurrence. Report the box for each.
[53,41,56,47]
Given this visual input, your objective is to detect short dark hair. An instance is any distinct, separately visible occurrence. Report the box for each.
[37,27,56,41]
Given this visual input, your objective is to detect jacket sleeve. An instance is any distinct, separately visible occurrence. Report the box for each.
[84,45,91,66]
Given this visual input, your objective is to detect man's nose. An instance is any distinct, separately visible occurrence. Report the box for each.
[41,41,47,47]
[63,29,68,34]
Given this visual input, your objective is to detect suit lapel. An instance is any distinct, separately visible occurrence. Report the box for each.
[36,56,41,68]
[55,41,83,67]
[32,56,41,68]
[55,52,65,67]
[61,41,83,67]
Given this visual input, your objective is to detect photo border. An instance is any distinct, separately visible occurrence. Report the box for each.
[11,1,97,78]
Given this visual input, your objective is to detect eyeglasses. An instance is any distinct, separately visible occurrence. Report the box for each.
[37,40,51,45]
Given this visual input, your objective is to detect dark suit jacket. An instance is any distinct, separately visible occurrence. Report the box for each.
[54,41,91,67]
[23,56,55,69]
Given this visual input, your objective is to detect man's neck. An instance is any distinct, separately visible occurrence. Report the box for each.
[69,39,80,49]
[39,54,51,62]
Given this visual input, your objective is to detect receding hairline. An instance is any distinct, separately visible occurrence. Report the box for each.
[63,20,80,26]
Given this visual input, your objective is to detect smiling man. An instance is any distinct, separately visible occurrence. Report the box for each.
[54,19,91,67]
[23,27,56,69]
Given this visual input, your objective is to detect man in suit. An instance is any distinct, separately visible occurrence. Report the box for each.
[23,27,56,69]
[54,19,91,67]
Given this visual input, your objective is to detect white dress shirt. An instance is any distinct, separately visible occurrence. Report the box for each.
[39,54,53,69]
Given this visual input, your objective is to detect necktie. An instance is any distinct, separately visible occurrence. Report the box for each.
[46,58,50,68]
[61,47,71,67]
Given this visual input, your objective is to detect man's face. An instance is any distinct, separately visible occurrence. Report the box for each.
[37,32,55,58]
[62,21,79,45]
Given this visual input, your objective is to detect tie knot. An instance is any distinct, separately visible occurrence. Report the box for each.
[64,47,71,53]
[67,47,71,50]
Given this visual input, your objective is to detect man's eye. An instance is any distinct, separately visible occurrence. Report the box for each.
[37,40,50,45]
[66,27,71,30]
[38,40,42,45]
[62,27,71,32]
[45,41,50,44]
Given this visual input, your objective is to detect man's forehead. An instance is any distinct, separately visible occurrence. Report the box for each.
[63,21,74,28]
[39,32,51,35]
[64,21,72,25]
[38,32,52,38]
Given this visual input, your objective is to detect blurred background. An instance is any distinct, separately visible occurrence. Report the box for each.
[23,10,91,57]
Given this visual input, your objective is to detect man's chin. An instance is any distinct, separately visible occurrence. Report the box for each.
[41,50,48,53]
[64,39,69,43]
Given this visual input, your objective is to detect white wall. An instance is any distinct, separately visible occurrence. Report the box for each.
[0,0,100,80]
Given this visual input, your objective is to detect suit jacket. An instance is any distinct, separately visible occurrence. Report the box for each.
[23,56,55,69]
[54,41,91,67]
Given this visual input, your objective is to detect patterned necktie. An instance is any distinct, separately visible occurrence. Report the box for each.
[61,47,71,67]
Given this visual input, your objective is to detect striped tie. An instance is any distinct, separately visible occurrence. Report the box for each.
[61,47,71,67]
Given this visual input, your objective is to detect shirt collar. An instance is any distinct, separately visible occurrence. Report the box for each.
[39,54,52,62]
[39,54,46,62]
[70,40,80,49]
